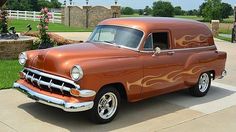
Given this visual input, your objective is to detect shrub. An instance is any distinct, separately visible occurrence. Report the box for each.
[36,7,55,49]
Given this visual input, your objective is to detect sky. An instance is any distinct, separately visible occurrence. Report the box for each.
[59,0,236,10]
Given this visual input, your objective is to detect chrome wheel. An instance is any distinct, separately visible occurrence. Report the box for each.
[98,92,118,120]
[198,73,210,93]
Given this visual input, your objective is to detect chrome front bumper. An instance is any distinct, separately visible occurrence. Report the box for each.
[13,83,94,112]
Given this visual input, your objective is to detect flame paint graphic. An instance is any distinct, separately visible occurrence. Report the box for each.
[127,66,204,90]
[174,34,209,47]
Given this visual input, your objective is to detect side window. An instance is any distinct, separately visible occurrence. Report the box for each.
[143,32,170,51]
[144,35,153,50]
[153,32,169,50]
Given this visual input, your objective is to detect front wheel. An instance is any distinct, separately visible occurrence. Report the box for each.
[88,87,120,124]
[189,72,211,97]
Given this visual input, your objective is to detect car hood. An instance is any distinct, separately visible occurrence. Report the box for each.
[27,42,138,79]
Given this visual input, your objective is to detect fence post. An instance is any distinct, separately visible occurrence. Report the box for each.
[24,11,27,20]
[52,12,55,23]
[9,10,11,18]
[17,10,19,19]
[33,11,36,21]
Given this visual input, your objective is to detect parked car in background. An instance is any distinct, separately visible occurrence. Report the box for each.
[14,17,227,124]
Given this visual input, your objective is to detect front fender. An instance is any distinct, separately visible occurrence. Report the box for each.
[77,57,143,101]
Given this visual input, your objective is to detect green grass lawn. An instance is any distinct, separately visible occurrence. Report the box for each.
[8,19,93,32]
[216,35,232,42]
[0,60,22,89]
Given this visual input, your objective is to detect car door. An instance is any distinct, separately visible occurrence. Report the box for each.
[140,30,185,98]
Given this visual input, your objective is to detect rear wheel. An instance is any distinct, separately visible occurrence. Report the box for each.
[89,87,120,124]
[189,72,211,97]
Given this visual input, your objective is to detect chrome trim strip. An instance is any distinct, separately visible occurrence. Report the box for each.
[13,83,94,112]
[38,76,41,88]
[24,68,80,89]
[25,74,71,92]
[61,83,65,94]
[140,45,217,53]
[24,70,96,97]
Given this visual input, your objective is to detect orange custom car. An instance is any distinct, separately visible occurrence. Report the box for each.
[14,17,227,124]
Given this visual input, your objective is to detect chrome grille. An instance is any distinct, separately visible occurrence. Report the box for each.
[23,68,80,96]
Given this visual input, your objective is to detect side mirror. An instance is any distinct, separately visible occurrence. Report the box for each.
[152,47,161,56]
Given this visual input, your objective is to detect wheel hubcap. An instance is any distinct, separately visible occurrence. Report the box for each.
[199,73,210,92]
[98,92,117,119]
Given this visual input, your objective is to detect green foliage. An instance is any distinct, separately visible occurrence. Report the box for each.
[144,6,152,15]
[121,7,134,15]
[50,0,62,8]
[186,9,199,16]
[198,2,207,16]
[138,9,144,15]
[6,0,32,11]
[6,0,62,11]
[202,0,222,21]
[152,1,174,17]
[221,3,233,19]
[199,0,233,21]
[174,6,184,15]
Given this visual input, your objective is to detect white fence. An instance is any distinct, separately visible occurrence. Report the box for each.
[7,10,62,23]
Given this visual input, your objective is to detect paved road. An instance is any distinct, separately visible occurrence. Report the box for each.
[1,82,236,132]
[55,32,91,42]
[0,35,236,132]
[214,39,236,86]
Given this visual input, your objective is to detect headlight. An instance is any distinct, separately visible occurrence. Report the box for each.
[18,52,27,65]
[70,65,83,81]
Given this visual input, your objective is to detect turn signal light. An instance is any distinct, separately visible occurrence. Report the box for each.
[70,89,80,97]
[19,72,25,79]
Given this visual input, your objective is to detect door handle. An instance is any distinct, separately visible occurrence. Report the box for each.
[167,51,175,55]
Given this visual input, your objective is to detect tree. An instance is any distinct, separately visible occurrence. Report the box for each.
[201,0,222,21]
[186,9,199,16]
[138,9,144,15]
[30,0,40,11]
[51,0,62,8]
[221,2,233,19]
[38,0,51,8]
[121,7,134,15]
[6,0,62,11]
[199,0,233,21]
[144,6,152,15]
[198,2,207,16]
[152,1,174,17]
[6,0,32,11]
[174,6,184,15]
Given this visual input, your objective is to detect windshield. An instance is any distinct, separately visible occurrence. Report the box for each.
[88,25,144,49]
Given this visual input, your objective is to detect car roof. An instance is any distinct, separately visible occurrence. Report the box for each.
[99,17,208,33]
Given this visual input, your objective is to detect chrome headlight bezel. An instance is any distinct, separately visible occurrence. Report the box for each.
[18,52,27,65]
[70,65,83,81]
